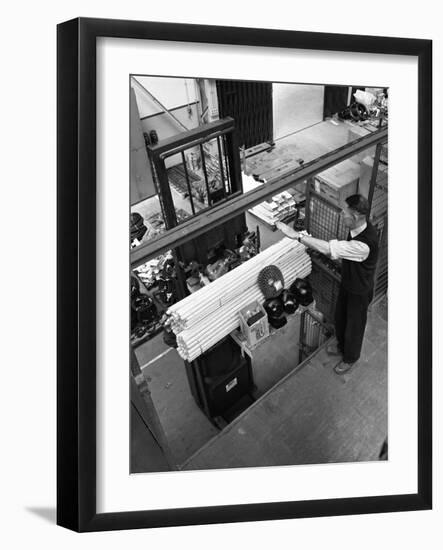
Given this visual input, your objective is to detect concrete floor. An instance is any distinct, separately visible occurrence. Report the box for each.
[135,294,387,470]
[182,297,387,470]
[136,339,219,466]
[135,299,304,467]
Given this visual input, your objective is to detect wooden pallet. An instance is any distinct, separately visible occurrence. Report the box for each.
[244,142,274,158]
[257,159,301,183]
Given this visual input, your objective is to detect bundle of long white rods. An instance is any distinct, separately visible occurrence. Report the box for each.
[166,237,311,361]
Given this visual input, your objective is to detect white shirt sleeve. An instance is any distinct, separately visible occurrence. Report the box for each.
[329,239,370,262]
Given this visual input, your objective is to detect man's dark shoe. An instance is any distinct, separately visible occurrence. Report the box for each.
[334,360,356,375]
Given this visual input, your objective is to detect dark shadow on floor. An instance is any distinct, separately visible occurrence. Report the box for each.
[26,507,56,524]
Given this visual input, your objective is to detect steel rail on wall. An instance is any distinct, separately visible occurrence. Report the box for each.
[131,126,388,268]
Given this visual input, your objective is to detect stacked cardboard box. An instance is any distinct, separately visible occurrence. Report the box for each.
[313,159,360,206]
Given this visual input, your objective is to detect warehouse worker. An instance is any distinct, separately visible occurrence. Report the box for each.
[276,194,379,375]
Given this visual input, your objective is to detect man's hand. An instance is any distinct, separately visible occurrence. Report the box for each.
[275,221,300,240]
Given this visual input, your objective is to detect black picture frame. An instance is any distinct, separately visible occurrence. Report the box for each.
[57,17,432,532]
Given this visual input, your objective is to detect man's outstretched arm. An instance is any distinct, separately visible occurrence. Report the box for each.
[275,221,331,256]
[275,221,369,262]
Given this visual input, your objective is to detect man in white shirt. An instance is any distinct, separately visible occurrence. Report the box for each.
[276,194,379,374]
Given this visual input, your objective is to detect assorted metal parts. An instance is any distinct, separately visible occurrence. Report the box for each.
[130,212,148,247]
[290,278,314,307]
[338,102,369,123]
[281,289,298,314]
[162,317,178,349]
[130,274,161,341]
[182,228,260,292]
[263,297,287,329]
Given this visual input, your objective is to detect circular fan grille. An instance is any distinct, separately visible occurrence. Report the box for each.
[257,265,285,299]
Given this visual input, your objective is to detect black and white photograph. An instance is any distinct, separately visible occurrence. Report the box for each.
[1,0,439,542]
[129,76,389,473]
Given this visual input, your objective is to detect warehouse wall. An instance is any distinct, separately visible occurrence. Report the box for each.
[139,102,200,141]
[273,83,324,139]
[130,87,156,204]
[134,77,199,115]
[132,76,202,170]
[132,76,201,139]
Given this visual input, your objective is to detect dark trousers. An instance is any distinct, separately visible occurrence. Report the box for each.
[334,285,373,363]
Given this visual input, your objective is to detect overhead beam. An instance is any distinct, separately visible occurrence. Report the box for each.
[131,127,387,268]
[148,117,235,157]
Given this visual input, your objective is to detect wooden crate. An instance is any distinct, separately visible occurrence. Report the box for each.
[313,158,360,206]
[358,155,374,199]
[359,155,388,220]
